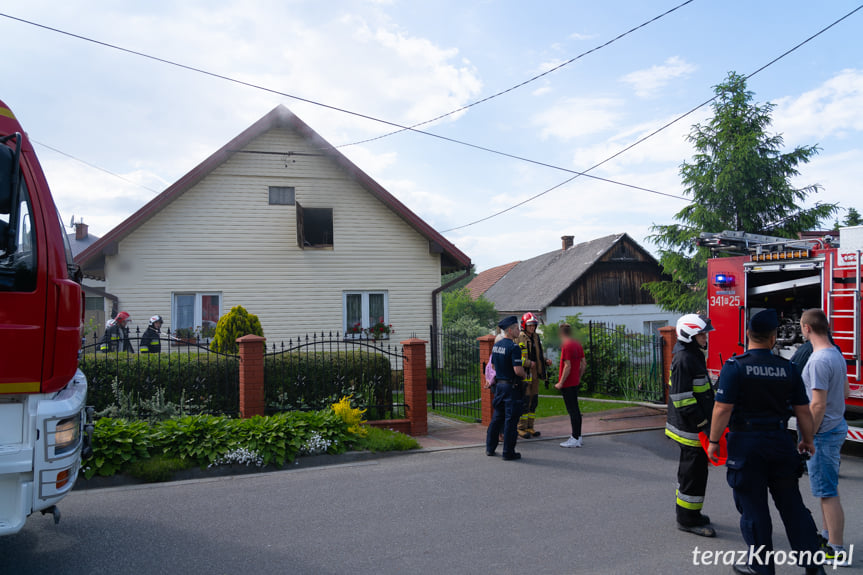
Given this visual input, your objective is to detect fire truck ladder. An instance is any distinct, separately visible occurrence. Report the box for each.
[827,249,862,383]
[696,230,826,254]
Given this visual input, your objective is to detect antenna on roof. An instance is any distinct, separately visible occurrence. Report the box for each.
[69,215,75,228]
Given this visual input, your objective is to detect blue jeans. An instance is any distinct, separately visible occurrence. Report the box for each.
[808,420,847,498]
[485,382,523,456]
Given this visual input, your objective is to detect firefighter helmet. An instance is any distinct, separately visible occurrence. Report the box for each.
[149,315,163,326]
[521,312,539,330]
[676,314,714,343]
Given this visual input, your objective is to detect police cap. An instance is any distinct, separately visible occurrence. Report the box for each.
[749,309,778,333]
[498,315,518,330]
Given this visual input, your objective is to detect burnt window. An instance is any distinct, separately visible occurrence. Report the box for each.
[296,202,333,248]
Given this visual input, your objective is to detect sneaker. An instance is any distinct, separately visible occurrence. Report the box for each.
[560,436,580,448]
[825,545,852,567]
[574,436,583,447]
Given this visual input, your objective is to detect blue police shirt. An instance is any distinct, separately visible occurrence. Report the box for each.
[716,348,808,425]
[491,338,522,380]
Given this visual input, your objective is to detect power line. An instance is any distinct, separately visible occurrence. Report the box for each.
[440,3,863,233]
[337,0,697,148]
[0,10,687,201]
[32,139,162,194]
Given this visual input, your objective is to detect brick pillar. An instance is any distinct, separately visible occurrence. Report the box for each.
[659,326,676,405]
[401,338,428,436]
[477,334,496,426]
[237,334,266,418]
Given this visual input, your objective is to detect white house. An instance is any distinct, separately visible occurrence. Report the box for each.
[75,105,470,345]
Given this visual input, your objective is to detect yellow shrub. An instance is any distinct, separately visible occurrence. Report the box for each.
[331,395,368,437]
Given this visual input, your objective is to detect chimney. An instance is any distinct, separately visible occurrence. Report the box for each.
[75,222,89,240]
[561,235,574,251]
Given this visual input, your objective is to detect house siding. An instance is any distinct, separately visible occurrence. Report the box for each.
[104,128,441,344]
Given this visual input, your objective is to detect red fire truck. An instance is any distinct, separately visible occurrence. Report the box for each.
[1,99,90,535]
[699,227,863,442]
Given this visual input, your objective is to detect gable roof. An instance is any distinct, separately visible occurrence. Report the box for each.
[483,233,652,312]
[465,261,520,299]
[76,105,470,275]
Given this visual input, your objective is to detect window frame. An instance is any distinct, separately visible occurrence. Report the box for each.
[296,202,334,249]
[171,291,222,340]
[343,290,389,339]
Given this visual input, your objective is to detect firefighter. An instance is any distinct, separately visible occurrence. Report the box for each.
[517,312,551,438]
[98,311,134,353]
[666,313,716,537]
[139,315,163,353]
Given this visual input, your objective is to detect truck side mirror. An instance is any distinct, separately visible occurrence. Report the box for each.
[0,134,22,255]
[0,141,13,214]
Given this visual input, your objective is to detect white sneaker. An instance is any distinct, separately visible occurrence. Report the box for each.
[560,436,580,448]
[826,545,852,567]
[575,436,583,447]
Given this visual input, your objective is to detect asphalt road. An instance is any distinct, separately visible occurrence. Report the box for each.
[3,430,862,575]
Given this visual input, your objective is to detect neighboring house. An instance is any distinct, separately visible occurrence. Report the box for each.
[67,220,113,340]
[75,105,470,345]
[464,261,519,300]
[478,234,674,334]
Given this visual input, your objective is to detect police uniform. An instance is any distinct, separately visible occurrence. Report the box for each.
[666,338,714,530]
[714,309,822,575]
[485,316,524,460]
[139,325,161,354]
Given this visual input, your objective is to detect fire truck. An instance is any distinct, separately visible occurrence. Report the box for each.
[1,99,90,535]
[699,226,863,442]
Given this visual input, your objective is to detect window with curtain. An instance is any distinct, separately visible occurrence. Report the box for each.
[343,291,388,338]
[172,292,221,340]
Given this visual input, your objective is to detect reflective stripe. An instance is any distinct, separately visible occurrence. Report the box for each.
[670,391,694,402]
[1,381,40,393]
[665,424,701,447]
[676,490,704,510]
[673,397,697,408]
[0,107,15,119]
[140,346,149,352]
[692,377,710,393]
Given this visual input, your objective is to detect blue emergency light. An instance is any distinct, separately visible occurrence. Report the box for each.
[713,273,735,287]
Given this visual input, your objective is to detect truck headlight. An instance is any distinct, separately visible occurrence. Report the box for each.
[53,414,81,455]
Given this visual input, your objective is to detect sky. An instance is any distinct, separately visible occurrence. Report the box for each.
[2,0,862,273]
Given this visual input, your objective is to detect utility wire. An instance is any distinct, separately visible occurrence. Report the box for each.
[0,10,689,201]
[440,3,863,233]
[338,0,697,148]
[33,139,162,194]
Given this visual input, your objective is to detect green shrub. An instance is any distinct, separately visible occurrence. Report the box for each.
[265,351,395,420]
[80,352,239,415]
[210,305,264,354]
[84,418,153,478]
[155,415,233,466]
[353,426,420,452]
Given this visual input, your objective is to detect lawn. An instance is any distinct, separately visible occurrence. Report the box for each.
[534,395,641,418]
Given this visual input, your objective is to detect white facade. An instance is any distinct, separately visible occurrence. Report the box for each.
[546,304,675,334]
[102,128,445,345]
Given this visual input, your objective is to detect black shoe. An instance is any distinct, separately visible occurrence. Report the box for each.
[502,452,522,461]
[531,430,541,437]
[677,523,716,537]
[485,450,496,457]
[695,514,711,526]
[731,564,758,575]
[805,566,827,575]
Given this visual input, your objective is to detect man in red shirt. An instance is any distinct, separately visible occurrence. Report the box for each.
[555,323,586,447]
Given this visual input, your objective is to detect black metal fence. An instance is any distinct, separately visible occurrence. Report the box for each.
[263,333,406,420]
[581,321,664,402]
[429,326,482,421]
[80,329,240,420]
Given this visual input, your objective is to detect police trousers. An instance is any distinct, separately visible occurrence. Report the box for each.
[486,381,523,456]
[725,430,820,574]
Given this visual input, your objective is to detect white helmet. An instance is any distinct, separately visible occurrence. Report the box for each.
[676,314,714,343]
[149,315,163,325]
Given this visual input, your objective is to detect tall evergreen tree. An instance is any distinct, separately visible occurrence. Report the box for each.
[844,207,862,227]
[646,72,837,313]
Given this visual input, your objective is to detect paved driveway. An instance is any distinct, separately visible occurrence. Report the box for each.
[3,430,861,574]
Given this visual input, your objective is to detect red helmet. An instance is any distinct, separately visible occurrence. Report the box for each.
[521,312,539,330]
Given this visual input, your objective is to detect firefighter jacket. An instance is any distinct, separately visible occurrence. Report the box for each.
[665,340,714,447]
[99,322,134,353]
[517,330,547,381]
[139,325,161,354]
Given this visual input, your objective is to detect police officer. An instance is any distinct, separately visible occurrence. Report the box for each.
[708,309,825,575]
[98,311,134,353]
[666,313,716,537]
[485,316,527,461]
[139,315,163,353]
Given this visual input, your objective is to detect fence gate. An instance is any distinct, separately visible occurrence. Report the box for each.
[429,326,482,421]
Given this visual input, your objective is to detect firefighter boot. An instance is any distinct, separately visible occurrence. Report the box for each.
[517,417,532,439]
[527,414,540,437]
